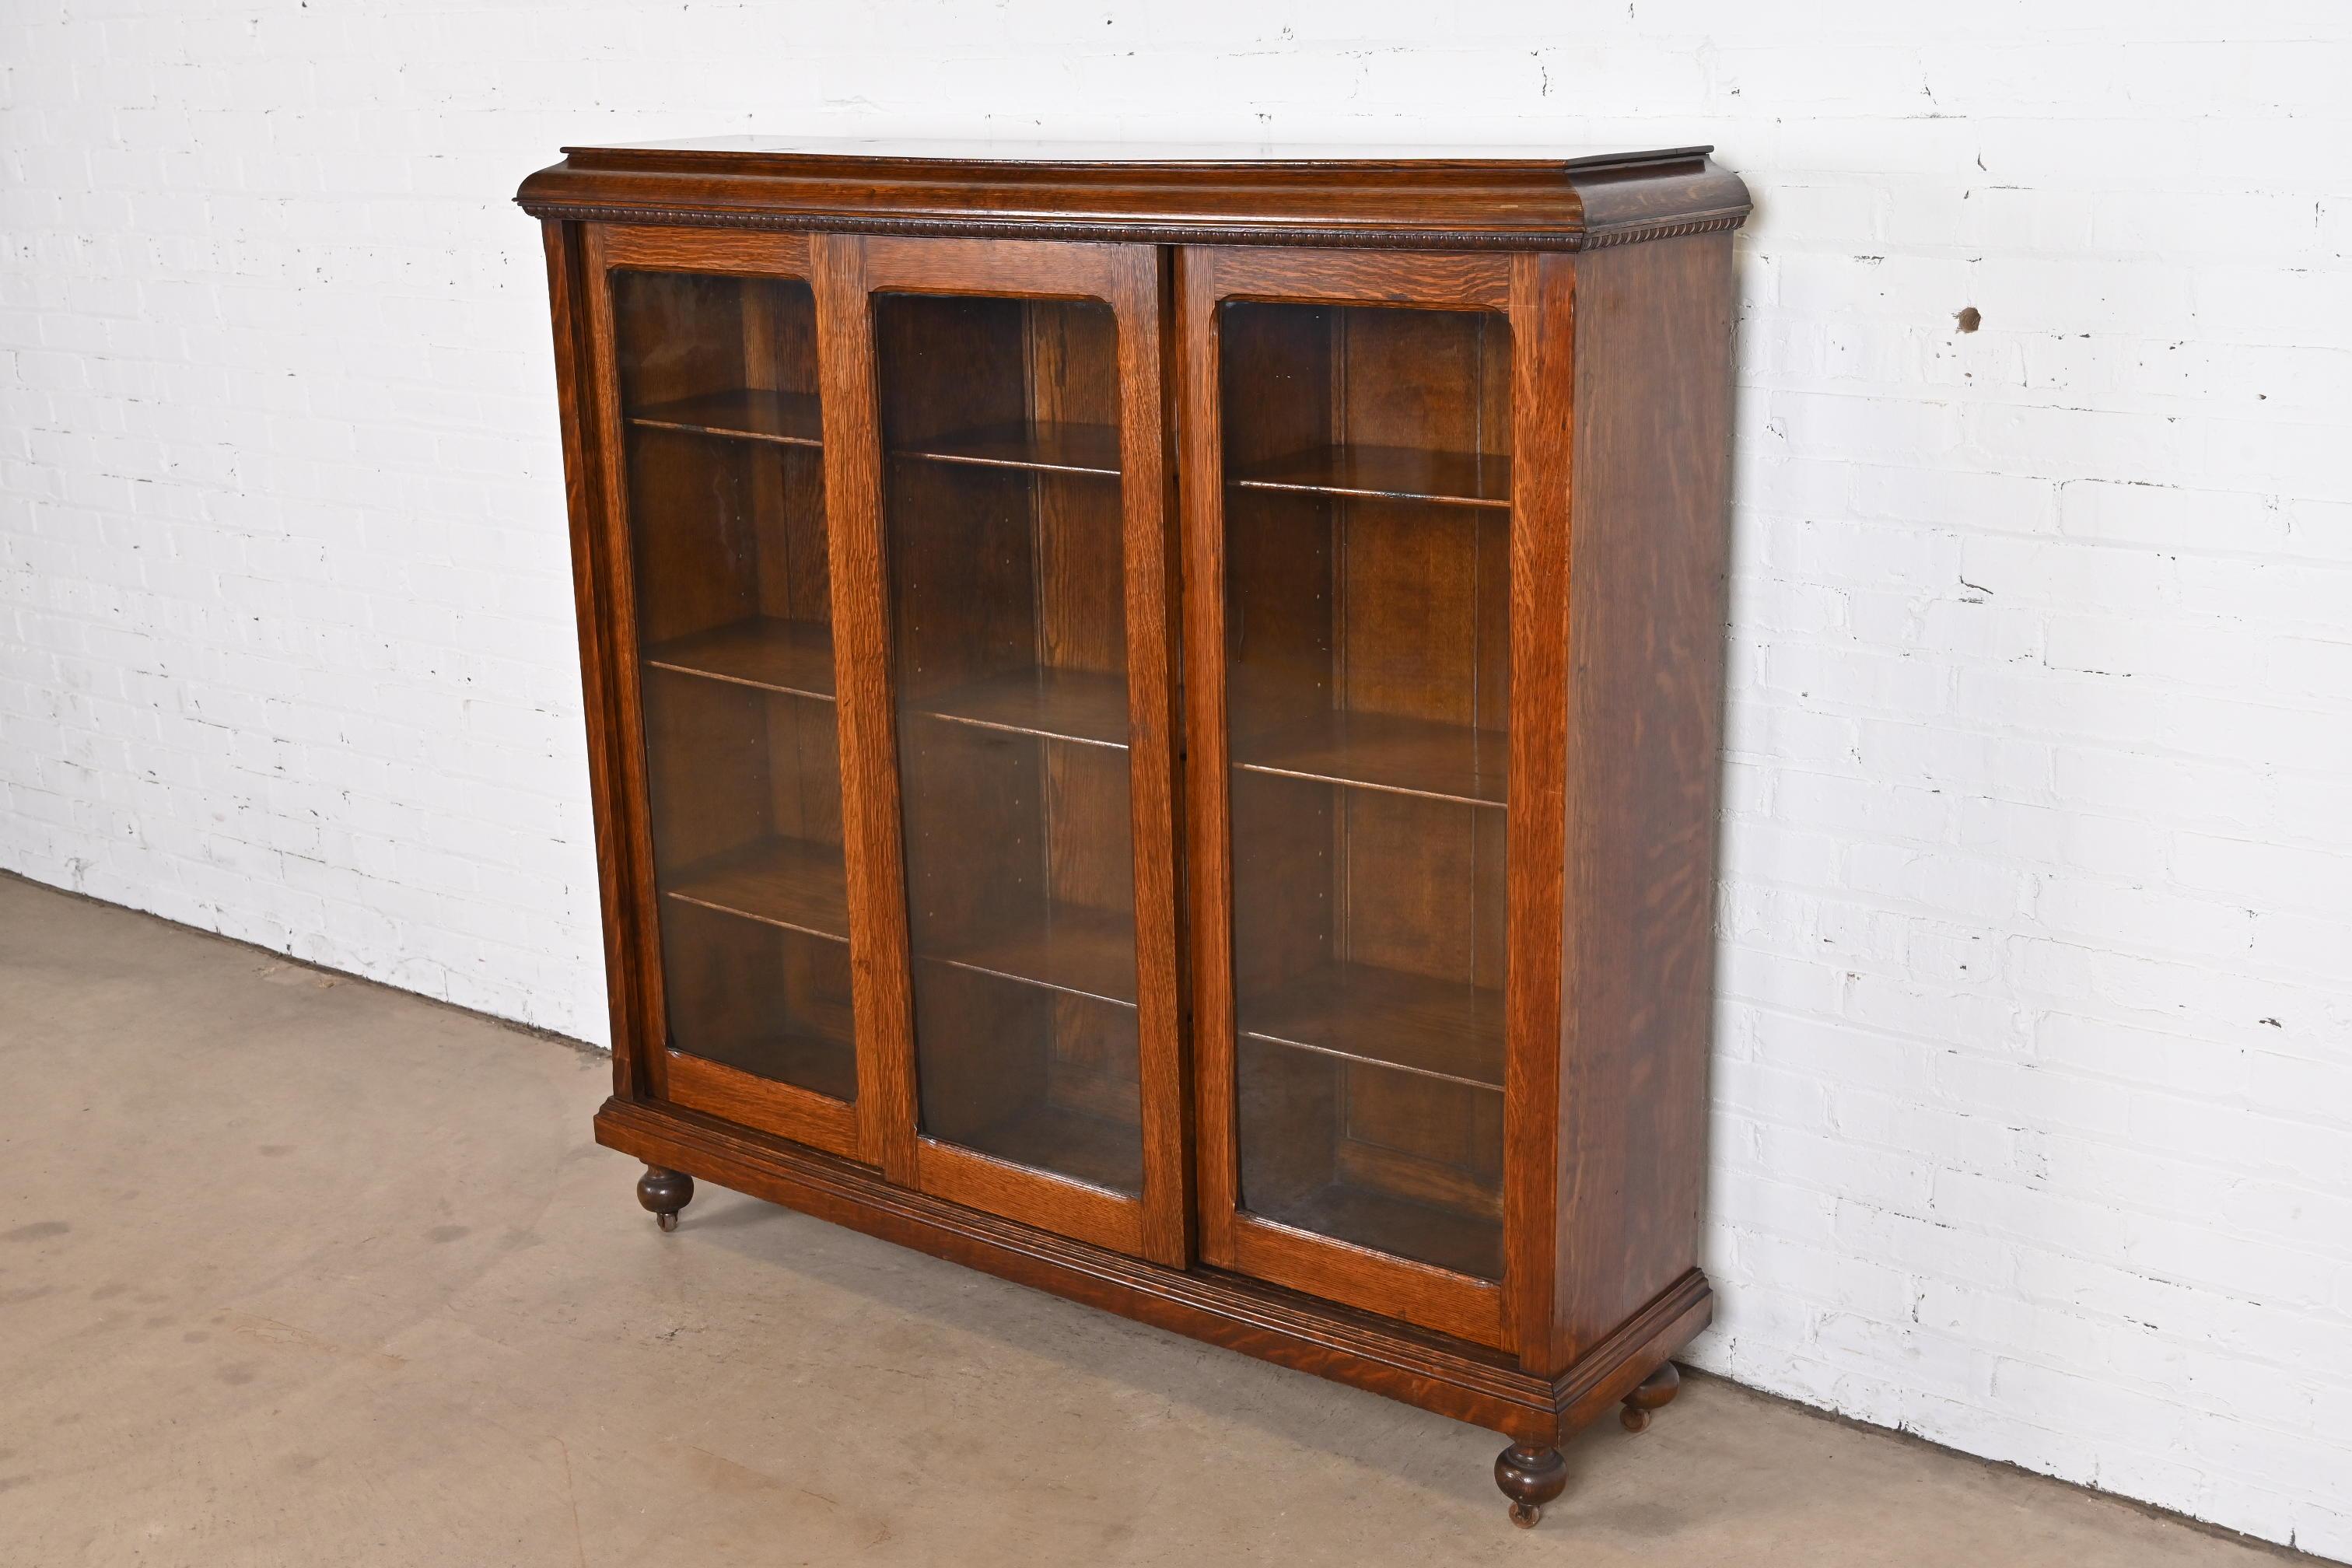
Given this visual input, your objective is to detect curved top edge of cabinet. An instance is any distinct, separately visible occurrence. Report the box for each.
[514,137,1752,252]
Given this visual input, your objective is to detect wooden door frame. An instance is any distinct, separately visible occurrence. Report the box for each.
[574,222,863,1161]
[814,233,1189,1266]
[1175,243,1573,1352]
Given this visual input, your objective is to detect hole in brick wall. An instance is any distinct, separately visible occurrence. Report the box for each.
[1955,306,1982,333]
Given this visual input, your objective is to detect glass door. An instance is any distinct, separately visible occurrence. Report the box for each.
[1183,247,1530,1348]
[588,228,862,1160]
[835,237,1185,1264]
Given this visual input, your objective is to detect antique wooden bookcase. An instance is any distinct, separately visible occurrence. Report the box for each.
[520,139,1748,1526]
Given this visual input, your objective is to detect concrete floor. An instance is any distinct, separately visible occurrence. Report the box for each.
[0,873,2311,1567]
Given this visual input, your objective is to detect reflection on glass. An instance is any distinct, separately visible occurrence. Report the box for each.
[614,270,856,1103]
[1221,300,1514,1278]
[876,292,1143,1195]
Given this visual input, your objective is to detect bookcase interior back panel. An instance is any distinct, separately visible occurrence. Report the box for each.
[1220,300,1514,1280]
[873,291,1146,1198]
[611,269,859,1107]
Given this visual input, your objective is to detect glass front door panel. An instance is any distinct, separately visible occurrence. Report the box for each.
[876,292,1143,1196]
[1220,300,1512,1279]
[612,269,856,1102]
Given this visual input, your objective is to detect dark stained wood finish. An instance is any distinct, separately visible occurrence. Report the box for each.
[1182,244,1528,1350]
[635,1164,694,1231]
[898,419,1122,476]
[1502,251,1577,1375]
[933,900,1136,1006]
[910,664,1130,748]
[665,1049,858,1157]
[628,387,823,446]
[1620,1359,1682,1433]
[597,1091,1711,1446]
[580,223,860,1129]
[531,142,1745,1526]
[1549,232,1736,1370]
[520,142,1749,254]
[1240,959,1505,1090]
[578,228,717,1104]
[1494,1441,1567,1528]
[591,223,815,276]
[662,833,847,940]
[915,1135,1143,1256]
[644,616,835,701]
[1233,709,1507,807]
[831,235,1191,1268]
[1208,244,1514,308]
[1175,246,1237,1276]
[541,221,641,1098]
[1232,443,1510,508]
[1229,1211,1506,1346]
[812,233,922,1180]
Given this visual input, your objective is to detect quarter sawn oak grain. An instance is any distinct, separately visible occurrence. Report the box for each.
[526,141,1747,1529]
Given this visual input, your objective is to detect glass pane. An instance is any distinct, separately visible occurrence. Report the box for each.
[876,292,1143,1196]
[1221,300,1511,1279]
[614,269,856,1103]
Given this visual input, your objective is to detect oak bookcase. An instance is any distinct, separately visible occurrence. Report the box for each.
[520,139,1748,1526]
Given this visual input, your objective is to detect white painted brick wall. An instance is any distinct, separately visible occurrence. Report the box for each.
[2,2,2347,1552]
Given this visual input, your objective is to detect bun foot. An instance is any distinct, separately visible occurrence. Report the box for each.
[1620,1360,1681,1433]
[1494,1441,1566,1529]
[636,1165,693,1232]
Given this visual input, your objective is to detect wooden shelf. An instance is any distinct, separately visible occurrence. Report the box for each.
[911,665,1130,748]
[1234,709,1507,807]
[1250,1185,1503,1282]
[645,616,835,701]
[929,901,1137,1007]
[1240,959,1504,1091]
[664,835,849,943]
[1230,444,1510,509]
[676,1027,857,1104]
[628,388,822,447]
[968,1101,1143,1195]
[893,420,1122,478]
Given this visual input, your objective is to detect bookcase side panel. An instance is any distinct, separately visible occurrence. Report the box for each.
[1552,232,1738,1367]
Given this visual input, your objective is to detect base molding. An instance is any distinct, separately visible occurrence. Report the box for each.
[595,1096,1710,1445]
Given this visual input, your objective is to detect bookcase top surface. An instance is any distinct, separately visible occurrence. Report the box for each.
[562,135,1710,165]
[516,137,1750,250]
